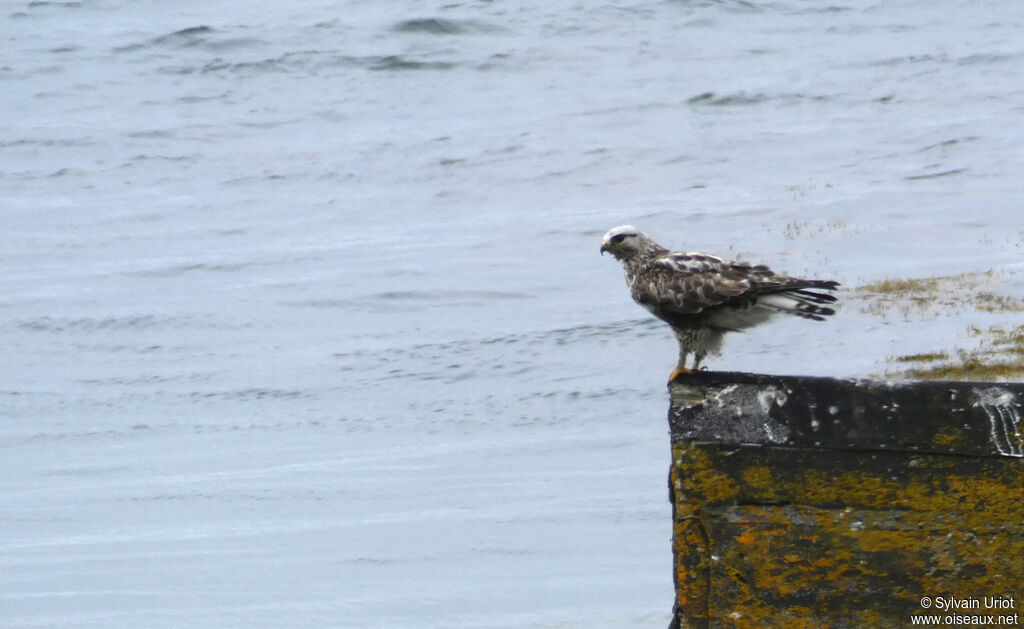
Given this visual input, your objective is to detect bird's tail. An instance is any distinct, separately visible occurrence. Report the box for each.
[759,281,839,321]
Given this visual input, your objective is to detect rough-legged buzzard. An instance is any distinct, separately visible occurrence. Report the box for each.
[601,225,838,380]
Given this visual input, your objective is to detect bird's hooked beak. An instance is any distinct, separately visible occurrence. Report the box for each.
[600,242,609,255]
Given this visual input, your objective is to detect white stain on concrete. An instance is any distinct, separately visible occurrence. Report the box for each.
[974,387,1023,458]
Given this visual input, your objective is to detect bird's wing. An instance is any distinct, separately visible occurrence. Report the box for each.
[629,252,752,314]
[630,252,835,315]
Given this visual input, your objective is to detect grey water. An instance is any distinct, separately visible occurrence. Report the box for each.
[3,0,1024,627]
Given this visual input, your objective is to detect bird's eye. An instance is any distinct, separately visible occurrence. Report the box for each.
[611,234,627,243]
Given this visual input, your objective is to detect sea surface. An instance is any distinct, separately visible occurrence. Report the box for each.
[3,1,1024,627]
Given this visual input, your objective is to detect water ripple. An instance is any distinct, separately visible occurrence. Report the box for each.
[392,18,501,35]
[12,314,250,333]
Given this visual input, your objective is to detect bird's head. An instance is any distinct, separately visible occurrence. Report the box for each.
[600,225,659,261]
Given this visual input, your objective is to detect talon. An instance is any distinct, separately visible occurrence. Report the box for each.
[668,367,693,382]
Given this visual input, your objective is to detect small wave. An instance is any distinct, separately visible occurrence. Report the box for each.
[367,55,457,72]
[176,91,231,103]
[13,313,249,333]
[114,26,211,53]
[916,138,975,152]
[689,91,827,106]
[374,290,529,302]
[904,168,966,181]
[44,465,133,477]
[1,137,95,148]
[127,261,252,278]
[867,54,939,67]
[392,18,499,35]
[14,314,164,333]
[283,290,530,312]
[157,25,215,41]
[687,91,757,105]
[155,51,458,76]
[117,25,265,54]
[186,387,309,402]
[27,1,81,7]
[71,342,166,355]
[197,58,285,75]
[123,129,173,138]
[79,370,214,386]
[122,153,200,166]
[394,18,471,35]
[957,53,1019,66]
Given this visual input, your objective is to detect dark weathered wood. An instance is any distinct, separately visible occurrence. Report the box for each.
[667,371,1024,629]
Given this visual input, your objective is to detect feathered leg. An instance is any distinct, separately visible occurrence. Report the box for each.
[670,327,723,380]
[692,350,707,370]
[669,336,693,382]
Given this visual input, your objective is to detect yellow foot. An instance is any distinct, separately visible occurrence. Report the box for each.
[668,367,693,382]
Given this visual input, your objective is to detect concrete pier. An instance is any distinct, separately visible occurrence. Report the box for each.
[666,371,1024,629]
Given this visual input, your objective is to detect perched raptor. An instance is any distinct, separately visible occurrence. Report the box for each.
[600,225,839,380]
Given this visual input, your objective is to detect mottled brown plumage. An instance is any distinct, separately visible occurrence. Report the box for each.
[601,225,839,377]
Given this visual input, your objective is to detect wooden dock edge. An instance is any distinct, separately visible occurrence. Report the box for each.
[666,371,1023,629]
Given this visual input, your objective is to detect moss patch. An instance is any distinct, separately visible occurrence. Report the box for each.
[857,270,1023,319]
[886,326,1024,381]
[782,218,849,239]
[891,352,950,363]
[856,270,1024,381]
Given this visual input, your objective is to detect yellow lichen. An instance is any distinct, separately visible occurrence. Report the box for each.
[672,444,1024,627]
[673,443,741,504]
[932,432,964,446]
[741,465,774,491]
[736,530,757,546]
